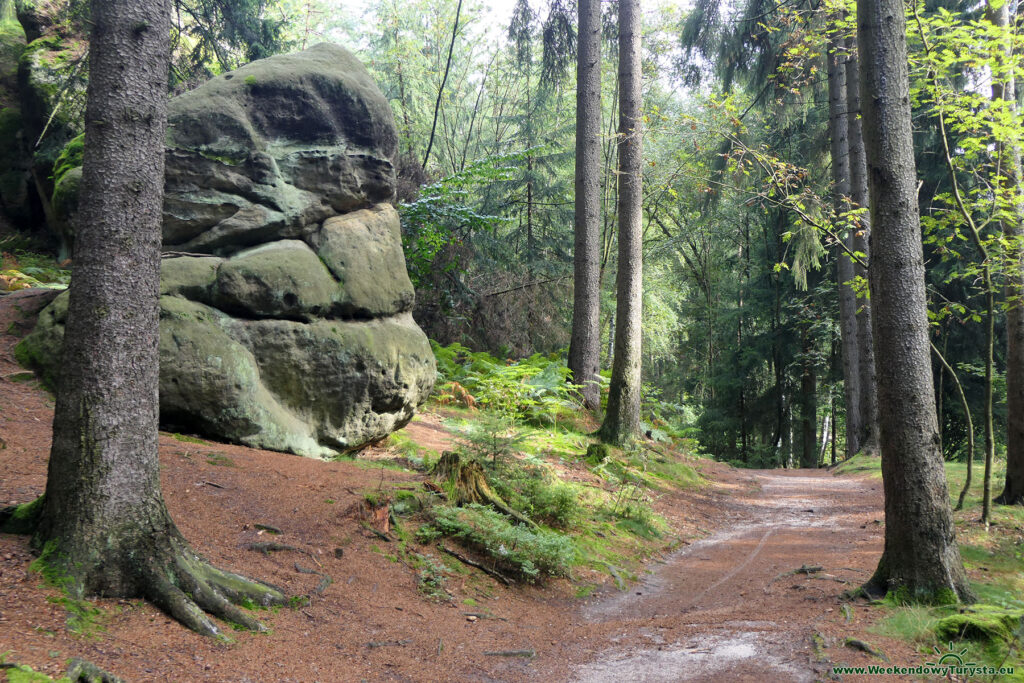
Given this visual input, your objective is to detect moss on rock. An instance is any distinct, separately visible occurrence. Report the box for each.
[934,605,1024,643]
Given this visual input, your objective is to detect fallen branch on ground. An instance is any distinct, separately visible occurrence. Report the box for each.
[440,545,513,585]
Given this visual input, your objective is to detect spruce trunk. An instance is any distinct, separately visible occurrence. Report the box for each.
[568,0,602,411]
[33,0,284,636]
[828,30,861,459]
[599,0,643,445]
[845,48,880,456]
[856,0,971,602]
[989,0,1024,506]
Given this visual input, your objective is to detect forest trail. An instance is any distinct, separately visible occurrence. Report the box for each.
[1,293,917,682]
[542,469,888,682]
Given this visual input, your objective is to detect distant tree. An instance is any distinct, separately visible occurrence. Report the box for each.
[844,38,880,456]
[568,0,602,411]
[599,0,643,445]
[856,0,972,602]
[827,28,860,459]
[26,0,286,635]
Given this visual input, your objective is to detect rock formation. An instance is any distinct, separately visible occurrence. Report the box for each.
[19,43,436,457]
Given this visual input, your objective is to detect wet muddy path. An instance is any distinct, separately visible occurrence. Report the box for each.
[539,469,886,682]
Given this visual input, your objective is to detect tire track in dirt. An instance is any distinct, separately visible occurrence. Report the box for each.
[550,469,884,682]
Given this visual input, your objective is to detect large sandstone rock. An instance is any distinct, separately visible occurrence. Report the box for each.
[162,43,398,254]
[20,43,436,457]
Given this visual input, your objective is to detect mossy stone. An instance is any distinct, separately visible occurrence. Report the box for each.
[212,240,340,320]
[934,605,1024,643]
[159,255,222,303]
[586,443,612,465]
[309,203,415,318]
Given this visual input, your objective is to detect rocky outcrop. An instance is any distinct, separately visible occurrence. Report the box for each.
[19,43,436,457]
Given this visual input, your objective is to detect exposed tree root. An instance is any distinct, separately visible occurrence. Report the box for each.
[0,495,44,534]
[67,657,125,682]
[440,545,514,585]
[434,451,537,528]
[143,544,286,639]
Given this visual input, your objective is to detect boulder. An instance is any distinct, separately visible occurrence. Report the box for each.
[20,44,435,457]
[162,43,398,254]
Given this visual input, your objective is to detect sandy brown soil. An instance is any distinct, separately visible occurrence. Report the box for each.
[0,290,935,681]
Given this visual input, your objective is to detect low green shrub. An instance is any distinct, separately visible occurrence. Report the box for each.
[428,504,575,582]
[488,461,582,529]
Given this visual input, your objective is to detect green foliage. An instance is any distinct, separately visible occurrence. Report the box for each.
[431,341,578,424]
[0,250,69,291]
[415,555,450,601]
[398,153,520,288]
[486,459,581,529]
[50,133,82,187]
[427,504,575,582]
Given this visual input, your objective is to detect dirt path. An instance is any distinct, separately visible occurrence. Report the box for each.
[537,469,899,682]
[1,291,919,682]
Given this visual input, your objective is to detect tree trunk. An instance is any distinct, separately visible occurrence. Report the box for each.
[845,44,880,456]
[990,0,1024,506]
[599,0,643,445]
[829,30,862,459]
[856,0,972,602]
[32,0,284,637]
[800,329,817,468]
[568,0,602,411]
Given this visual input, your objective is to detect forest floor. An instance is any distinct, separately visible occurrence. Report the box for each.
[0,290,962,682]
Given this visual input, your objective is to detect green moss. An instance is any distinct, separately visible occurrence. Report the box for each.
[833,452,883,478]
[205,453,236,467]
[4,663,72,683]
[0,494,44,534]
[885,584,959,607]
[51,133,82,186]
[171,432,207,444]
[196,149,245,166]
[934,605,1024,643]
[586,443,611,465]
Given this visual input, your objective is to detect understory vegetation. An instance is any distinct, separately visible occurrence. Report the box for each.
[367,341,705,596]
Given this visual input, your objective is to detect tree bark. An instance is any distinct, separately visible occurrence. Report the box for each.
[989,0,1024,506]
[599,0,643,445]
[32,0,284,637]
[828,30,861,459]
[800,327,818,469]
[568,0,602,411]
[856,0,972,602]
[845,44,880,456]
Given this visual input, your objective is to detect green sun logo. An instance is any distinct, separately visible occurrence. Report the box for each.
[925,642,977,667]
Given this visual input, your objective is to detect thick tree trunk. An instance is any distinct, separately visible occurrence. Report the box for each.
[32,0,284,637]
[856,0,972,602]
[568,0,602,411]
[599,0,643,445]
[845,46,880,456]
[828,30,861,459]
[989,0,1024,506]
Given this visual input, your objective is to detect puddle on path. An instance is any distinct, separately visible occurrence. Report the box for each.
[571,630,816,682]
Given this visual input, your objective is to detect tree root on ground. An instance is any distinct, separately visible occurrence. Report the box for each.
[144,546,286,639]
[434,452,537,528]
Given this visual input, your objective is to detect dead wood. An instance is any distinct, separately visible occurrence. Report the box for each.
[483,650,535,658]
[462,612,508,621]
[246,541,301,554]
[433,451,538,528]
[440,545,513,585]
[360,522,392,542]
[844,638,888,662]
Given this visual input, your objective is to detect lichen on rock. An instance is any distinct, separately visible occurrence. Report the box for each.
[21,43,436,457]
